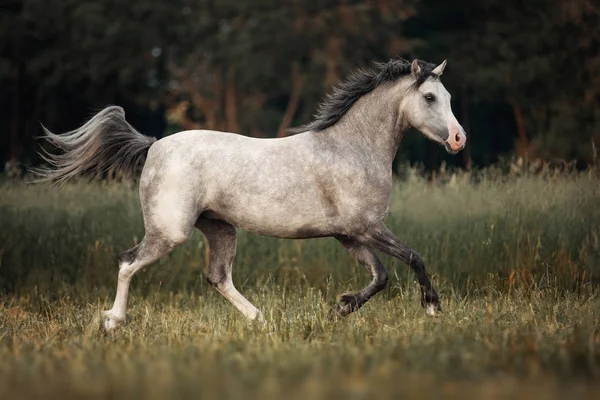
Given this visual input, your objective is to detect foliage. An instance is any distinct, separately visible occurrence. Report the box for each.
[0,288,599,398]
[1,0,599,167]
[413,0,600,162]
[1,165,598,293]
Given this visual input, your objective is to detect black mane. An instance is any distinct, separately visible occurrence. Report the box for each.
[289,58,437,134]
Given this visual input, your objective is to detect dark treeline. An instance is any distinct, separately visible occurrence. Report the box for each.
[1,0,598,173]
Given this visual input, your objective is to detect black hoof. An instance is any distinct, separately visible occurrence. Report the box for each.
[329,293,362,319]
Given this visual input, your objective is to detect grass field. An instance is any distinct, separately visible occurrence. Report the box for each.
[1,166,599,399]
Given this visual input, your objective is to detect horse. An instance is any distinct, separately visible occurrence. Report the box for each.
[36,58,466,331]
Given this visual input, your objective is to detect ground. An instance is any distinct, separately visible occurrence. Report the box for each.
[1,166,599,399]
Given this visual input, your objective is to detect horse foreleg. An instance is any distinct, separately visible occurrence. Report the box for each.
[330,237,389,318]
[362,224,441,316]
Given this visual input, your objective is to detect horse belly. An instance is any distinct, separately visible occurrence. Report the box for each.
[206,187,339,239]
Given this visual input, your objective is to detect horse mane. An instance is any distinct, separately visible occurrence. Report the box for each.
[288,57,437,134]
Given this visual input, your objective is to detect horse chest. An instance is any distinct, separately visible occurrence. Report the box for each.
[320,170,391,224]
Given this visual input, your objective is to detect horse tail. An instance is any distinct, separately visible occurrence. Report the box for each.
[32,106,156,184]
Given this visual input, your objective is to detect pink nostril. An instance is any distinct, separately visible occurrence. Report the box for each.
[455,133,461,143]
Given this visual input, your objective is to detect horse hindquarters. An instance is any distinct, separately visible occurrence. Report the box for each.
[103,153,203,331]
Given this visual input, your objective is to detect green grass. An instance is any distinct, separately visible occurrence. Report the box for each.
[1,168,599,399]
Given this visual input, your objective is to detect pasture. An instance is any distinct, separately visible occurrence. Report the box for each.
[1,166,599,399]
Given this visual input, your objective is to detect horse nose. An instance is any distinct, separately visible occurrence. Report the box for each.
[446,125,466,153]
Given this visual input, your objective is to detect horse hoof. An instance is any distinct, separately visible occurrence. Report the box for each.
[252,311,266,327]
[329,294,359,319]
[102,311,123,332]
[328,304,347,320]
[426,303,436,316]
[425,303,442,318]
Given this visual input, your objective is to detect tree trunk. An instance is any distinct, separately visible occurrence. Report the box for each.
[276,62,303,138]
[165,100,201,130]
[169,62,222,130]
[204,107,218,131]
[505,73,529,158]
[324,37,343,90]
[249,93,267,138]
[224,66,238,132]
[510,99,529,157]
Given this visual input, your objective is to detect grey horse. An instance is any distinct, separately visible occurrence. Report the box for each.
[36,58,466,331]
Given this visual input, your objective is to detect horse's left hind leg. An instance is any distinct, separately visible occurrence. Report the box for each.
[196,217,264,322]
[103,234,178,331]
[330,237,389,317]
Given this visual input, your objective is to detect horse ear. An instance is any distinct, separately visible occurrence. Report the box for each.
[432,60,447,76]
[411,59,421,79]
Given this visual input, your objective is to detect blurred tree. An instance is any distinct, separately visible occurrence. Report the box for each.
[0,0,179,166]
[1,0,598,171]
[412,0,600,165]
[165,0,420,137]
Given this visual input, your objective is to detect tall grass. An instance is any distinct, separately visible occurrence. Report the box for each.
[0,166,599,398]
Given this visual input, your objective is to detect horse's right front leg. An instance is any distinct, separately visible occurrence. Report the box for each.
[361,224,442,316]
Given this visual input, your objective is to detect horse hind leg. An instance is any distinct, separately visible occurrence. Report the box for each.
[330,237,389,318]
[102,196,198,331]
[196,217,264,322]
[102,234,179,331]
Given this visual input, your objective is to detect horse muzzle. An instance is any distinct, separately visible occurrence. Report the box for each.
[444,125,467,154]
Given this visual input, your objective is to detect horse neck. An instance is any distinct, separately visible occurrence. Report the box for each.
[318,80,411,168]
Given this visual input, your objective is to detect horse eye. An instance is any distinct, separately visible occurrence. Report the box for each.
[424,93,436,103]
